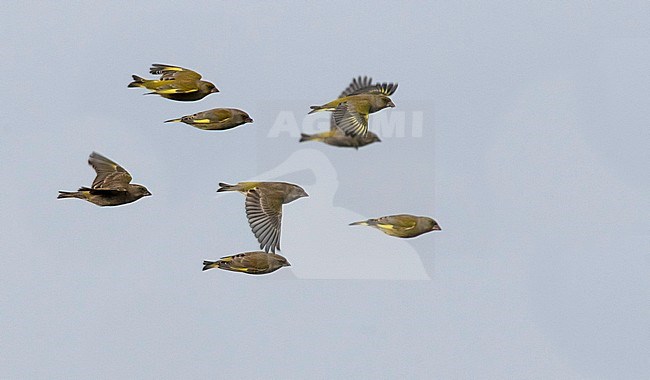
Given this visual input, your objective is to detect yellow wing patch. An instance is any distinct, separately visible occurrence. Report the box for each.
[155,88,198,94]
[161,66,184,72]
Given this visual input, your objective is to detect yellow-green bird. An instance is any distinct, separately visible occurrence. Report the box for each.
[202,251,291,275]
[217,182,308,253]
[57,152,151,207]
[300,76,396,148]
[308,76,396,137]
[128,63,219,101]
[164,108,253,131]
[349,214,441,238]
[299,129,381,149]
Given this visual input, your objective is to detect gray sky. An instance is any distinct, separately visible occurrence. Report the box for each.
[2,2,649,379]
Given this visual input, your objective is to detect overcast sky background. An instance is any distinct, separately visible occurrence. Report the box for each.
[2,2,649,379]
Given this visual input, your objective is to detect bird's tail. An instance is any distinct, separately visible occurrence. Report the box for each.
[127,75,146,88]
[349,220,371,226]
[299,133,317,142]
[308,105,326,114]
[216,182,236,192]
[202,260,219,271]
[57,191,80,199]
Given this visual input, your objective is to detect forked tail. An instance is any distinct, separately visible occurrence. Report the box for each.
[216,183,236,192]
[127,75,146,88]
[349,220,371,226]
[299,133,316,142]
[202,260,219,271]
[57,191,81,199]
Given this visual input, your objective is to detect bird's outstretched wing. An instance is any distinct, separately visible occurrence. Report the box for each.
[88,152,132,190]
[245,189,283,253]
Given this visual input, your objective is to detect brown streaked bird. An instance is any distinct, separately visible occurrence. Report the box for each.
[127,63,218,101]
[349,214,441,238]
[202,251,291,275]
[58,152,151,207]
[308,76,396,137]
[164,108,253,131]
[217,182,308,253]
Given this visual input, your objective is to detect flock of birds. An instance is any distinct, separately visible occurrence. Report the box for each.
[57,64,441,275]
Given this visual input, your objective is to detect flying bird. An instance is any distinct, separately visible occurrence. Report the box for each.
[202,251,291,275]
[217,182,308,253]
[128,63,218,101]
[164,108,253,131]
[57,152,151,206]
[349,214,441,238]
[299,129,381,149]
[308,76,397,137]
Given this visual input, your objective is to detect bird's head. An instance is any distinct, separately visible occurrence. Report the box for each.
[365,132,382,144]
[271,254,291,269]
[132,184,152,198]
[424,217,441,231]
[286,185,309,202]
[235,110,254,124]
[201,81,219,94]
[373,95,396,111]
[280,257,291,267]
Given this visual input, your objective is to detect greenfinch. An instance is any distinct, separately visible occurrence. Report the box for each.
[308,94,395,137]
[164,108,253,131]
[299,129,381,149]
[349,214,441,238]
[202,251,291,275]
[301,76,395,147]
[58,152,151,207]
[128,64,218,101]
[309,75,397,137]
[217,182,308,253]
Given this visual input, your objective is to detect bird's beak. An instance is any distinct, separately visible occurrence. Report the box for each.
[388,101,396,108]
[285,262,292,267]
[376,137,382,142]
[145,191,152,196]
[433,225,441,231]
[245,117,253,123]
[211,87,220,93]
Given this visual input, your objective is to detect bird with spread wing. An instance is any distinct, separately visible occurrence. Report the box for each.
[128,63,219,101]
[58,152,151,207]
[217,182,308,253]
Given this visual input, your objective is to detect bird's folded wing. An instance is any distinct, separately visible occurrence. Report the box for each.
[199,109,232,123]
[239,254,269,272]
[149,64,202,81]
[78,187,127,195]
[151,80,200,94]
[377,216,417,229]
